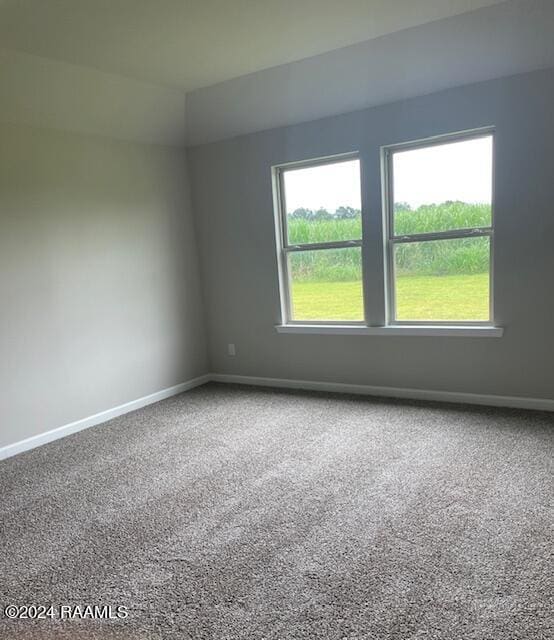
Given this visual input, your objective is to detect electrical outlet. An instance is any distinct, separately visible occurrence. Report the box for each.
[227,343,236,357]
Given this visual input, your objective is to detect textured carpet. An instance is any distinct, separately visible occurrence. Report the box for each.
[1,383,552,640]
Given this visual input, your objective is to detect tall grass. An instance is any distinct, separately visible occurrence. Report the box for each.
[288,202,490,281]
[290,248,361,282]
[395,236,489,276]
[288,217,361,244]
[395,202,490,235]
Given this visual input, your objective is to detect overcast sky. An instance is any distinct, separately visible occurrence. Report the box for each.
[393,136,492,208]
[284,136,492,213]
[284,159,361,213]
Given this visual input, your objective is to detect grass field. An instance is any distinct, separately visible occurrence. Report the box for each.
[291,273,489,321]
[287,202,491,322]
[288,202,491,245]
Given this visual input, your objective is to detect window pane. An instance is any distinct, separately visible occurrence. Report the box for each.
[283,159,362,245]
[393,136,492,235]
[289,248,363,321]
[394,236,490,321]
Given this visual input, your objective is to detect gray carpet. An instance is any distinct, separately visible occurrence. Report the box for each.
[1,383,552,640]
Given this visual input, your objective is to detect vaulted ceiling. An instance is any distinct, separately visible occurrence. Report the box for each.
[1,0,552,145]
[0,0,504,90]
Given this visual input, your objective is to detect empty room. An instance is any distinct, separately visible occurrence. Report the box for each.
[1,1,553,638]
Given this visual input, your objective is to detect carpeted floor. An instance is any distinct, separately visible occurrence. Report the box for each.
[1,383,552,640]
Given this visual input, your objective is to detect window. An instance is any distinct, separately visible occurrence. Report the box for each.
[274,129,499,335]
[274,155,364,323]
[384,131,494,324]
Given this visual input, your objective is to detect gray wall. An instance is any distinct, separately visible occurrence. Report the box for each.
[0,123,208,449]
[188,67,554,401]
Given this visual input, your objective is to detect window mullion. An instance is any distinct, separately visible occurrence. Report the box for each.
[361,148,388,327]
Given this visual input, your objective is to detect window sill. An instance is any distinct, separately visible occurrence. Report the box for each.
[275,324,504,337]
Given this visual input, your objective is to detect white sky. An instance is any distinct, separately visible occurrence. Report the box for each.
[284,136,492,213]
[393,136,492,208]
[284,160,361,213]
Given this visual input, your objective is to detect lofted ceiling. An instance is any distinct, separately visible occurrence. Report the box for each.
[0,0,505,90]
[1,0,553,145]
[185,0,554,145]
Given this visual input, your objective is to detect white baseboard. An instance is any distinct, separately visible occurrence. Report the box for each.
[2,371,551,462]
[210,373,554,412]
[0,374,211,462]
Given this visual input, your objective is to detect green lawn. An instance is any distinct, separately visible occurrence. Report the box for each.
[291,273,489,321]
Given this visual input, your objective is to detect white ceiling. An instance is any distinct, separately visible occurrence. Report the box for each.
[0,0,504,90]
[1,0,552,145]
[186,0,554,145]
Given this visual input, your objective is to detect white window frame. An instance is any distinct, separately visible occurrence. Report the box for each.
[273,152,365,326]
[273,128,502,337]
[382,127,496,327]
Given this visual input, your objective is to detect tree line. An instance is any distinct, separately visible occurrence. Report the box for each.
[289,201,474,221]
